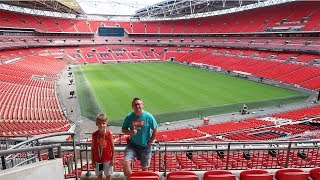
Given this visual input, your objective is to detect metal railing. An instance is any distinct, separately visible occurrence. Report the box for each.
[0,132,77,178]
[1,133,320,179]
[74,139,320,177]
[0,136,30,151]
[1,143,62,169]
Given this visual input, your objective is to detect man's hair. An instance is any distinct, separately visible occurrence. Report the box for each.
[96,113,108,123]
[132,97,142,104]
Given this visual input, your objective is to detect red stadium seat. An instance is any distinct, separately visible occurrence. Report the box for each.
[240,169,271,180]
[244,173,273,180]
[167,171,198,180]
[278,172,309,180]
[203,170,236,180]
[128,171,159,180]
[310,167,320,180]
[275,168,309,180]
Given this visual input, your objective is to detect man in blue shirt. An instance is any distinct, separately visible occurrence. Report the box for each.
[122,97,158,177]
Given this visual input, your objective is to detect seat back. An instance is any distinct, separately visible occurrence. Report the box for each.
[167,171,198,180]
[275,168,304,179]
[277,172,309,180]
[240,169,269,180]
[129,176,159,180]
[204,170,235,180]
[310,167,320,180]
[205,174,236,180]
[128,171,159,180]
[244,173,274,180]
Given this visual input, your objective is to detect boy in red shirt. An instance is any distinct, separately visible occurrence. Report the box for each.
[91,113,115,180]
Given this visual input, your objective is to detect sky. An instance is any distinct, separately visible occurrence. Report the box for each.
[77,0,165,16]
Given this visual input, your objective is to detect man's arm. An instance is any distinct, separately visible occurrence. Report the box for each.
[122,128,137,135]
[147,128,158,147]
[122,115,137,135]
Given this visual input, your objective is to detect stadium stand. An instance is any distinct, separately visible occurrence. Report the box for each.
[1,0,320,179]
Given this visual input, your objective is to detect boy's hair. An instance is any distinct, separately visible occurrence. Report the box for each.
[96,113,108,123]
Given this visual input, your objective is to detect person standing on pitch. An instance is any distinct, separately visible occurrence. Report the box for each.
[91,113,115,180]
[122,97,158,177]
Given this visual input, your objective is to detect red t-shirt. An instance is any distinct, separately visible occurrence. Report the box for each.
[92,130,113,162]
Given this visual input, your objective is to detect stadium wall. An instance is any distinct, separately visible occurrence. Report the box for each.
[0,158,64,180]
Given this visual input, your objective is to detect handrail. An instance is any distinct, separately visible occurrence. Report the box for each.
[160,139,320,146]
[1,132,78,180]
[6,132,75,150]
[1,134,320,179]
[0,144,61,156]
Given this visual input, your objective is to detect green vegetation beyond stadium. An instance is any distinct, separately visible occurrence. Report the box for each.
[73,62,307,125]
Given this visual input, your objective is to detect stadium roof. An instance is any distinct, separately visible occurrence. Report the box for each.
[134,0,269,19]
[0,0,85,15]
[0,0,293,20]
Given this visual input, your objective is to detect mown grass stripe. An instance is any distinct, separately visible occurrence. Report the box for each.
[73,62,306,124]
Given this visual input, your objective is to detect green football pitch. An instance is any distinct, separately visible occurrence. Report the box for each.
[73,62,307,125]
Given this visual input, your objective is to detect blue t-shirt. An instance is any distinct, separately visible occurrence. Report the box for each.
[122,111,158,147]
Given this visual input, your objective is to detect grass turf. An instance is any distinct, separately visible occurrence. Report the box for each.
[73,62,306,125]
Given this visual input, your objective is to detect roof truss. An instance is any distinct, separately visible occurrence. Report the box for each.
[134,0,271,19]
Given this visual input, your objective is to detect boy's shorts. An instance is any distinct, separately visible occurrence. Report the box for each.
[95,161,113,176]
[124,143,152,169]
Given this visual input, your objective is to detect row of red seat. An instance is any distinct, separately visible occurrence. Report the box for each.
[156,128,204,142]
[0,53,70,136]
[225,124,319,141]
[273,106,320,121]
[195,118,272,136]
[155,106,319,142]
[0,1,319,33]
[105,147,320,172]
[68,46,160,64]
[0,120,70,136]
[128,168,320,180]
[172,50,320,90]
[2,34,320,57]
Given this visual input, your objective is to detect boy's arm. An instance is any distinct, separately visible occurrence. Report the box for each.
[91,134,95,167]
[110,132,115,165]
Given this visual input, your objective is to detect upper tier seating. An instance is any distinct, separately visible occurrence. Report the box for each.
[0,1,320,34]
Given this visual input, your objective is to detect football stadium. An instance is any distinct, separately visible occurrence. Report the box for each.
[0,0,320,179]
